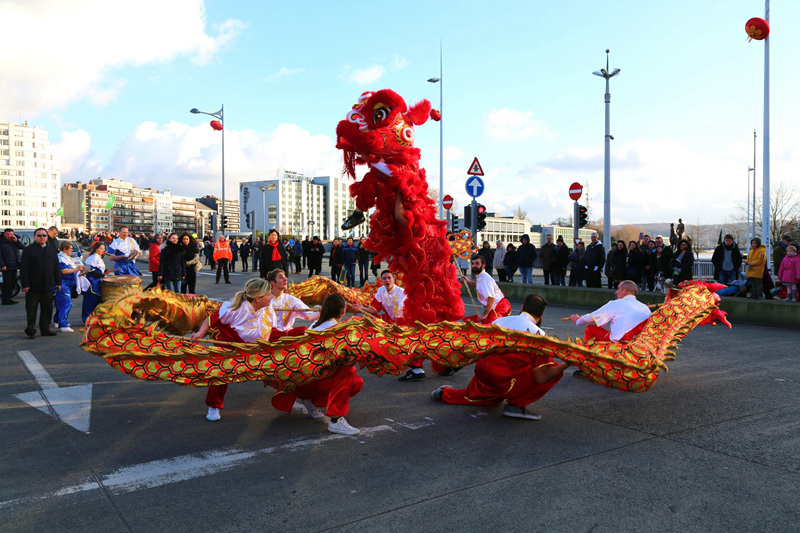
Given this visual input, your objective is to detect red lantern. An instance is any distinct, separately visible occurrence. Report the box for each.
[745,17,770,41]
[209,120,223,131]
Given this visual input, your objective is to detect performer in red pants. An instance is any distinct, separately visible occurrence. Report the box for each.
[431,294,569,420]
[270,293,363,435]
[191,279,276,421]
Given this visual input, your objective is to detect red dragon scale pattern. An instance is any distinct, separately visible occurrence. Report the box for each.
[81,284,728,394]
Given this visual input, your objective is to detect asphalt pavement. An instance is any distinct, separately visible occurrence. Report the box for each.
[1,266,799,532]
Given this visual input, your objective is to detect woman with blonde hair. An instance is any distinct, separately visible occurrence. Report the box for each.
[191,278,276,421]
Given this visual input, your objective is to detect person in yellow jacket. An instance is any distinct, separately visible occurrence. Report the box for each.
[745,237,766,299]
[213,234,232,284]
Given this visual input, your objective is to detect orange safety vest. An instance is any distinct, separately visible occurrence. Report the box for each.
[213,239,232,261]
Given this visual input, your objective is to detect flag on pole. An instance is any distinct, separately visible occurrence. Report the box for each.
[105,193,115,210]
[81,201,86,213]
[55,205,64,217]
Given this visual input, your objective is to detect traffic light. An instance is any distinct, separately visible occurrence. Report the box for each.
[245,213,251,228]
[463,206,472,227]
[476,204,487,230]
[578,205,588,228]
[221,215,228,229]
[451,214,459,230]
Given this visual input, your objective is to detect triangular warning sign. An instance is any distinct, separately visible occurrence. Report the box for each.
[467,157,484,176]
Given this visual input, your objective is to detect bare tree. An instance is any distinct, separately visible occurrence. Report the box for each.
[512,205,527,220]
[550,216,573,227]
[615,225,647,245]
[732,181,800,245]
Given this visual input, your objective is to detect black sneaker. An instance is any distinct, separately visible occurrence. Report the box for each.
[341,210,366,230]
[502,405,542,420]
[437,367,461,377]
[573,369,590,380]
[431,385,450,401]
[398,369,426,381]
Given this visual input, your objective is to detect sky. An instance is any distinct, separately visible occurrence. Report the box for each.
[3,0,798,227]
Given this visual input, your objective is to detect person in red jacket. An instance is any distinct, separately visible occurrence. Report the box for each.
[143,234,163,290]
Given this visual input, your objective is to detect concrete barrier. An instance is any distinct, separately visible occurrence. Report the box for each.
[461,281,800,327]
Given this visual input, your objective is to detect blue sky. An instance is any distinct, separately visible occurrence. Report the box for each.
[3,0,797,226]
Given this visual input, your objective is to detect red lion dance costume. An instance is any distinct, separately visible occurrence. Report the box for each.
[336,89,464,324]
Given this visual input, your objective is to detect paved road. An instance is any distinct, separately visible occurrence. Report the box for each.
[1,268,799,532]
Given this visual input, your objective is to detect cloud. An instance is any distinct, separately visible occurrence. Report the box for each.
[57,121,343,201]
[483,108,553,143]
[265,67,308,82]
[340,64,387,85]
[0,0,244,118]
[392,55,409,70]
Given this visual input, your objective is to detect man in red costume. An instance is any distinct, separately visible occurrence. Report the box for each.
[568,280,651,343]
[461,254,511,324]
[568,279,651,380]
[431,294,569,420]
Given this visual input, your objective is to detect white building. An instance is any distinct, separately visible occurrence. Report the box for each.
[240,170,368,240]
[0,122,61,228]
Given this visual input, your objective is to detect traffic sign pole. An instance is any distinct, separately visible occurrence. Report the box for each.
[573,201,579,242]
[471,198,477,247]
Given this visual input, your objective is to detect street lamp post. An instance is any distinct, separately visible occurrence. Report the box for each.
[428,42,444,221]
[259,185,267,240]
[592,49,620,245]
[190,105,225,238]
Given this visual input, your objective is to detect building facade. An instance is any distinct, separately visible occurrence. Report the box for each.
[0,122,61,228]
[61,178,219,236]
[240,170,367,240]
[196,196,241,234]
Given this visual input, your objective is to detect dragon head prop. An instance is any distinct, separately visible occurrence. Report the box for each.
[336,89,440,178]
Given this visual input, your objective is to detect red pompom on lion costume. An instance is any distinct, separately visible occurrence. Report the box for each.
[336,89,464,324]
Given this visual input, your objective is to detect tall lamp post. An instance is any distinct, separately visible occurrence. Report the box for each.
[592,49,620,245]
[190,105,225,238]
[428,42,444,220]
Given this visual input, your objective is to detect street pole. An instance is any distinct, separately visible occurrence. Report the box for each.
[573,201,579,242]
[471,198,477,247]
[259,185,267,240]
[747,166,753,247]
[593,50,620,246]
[762,1,771,263]
[428,43,444,221]
[190,105,225,238]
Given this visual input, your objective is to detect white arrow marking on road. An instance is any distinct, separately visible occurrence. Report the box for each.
[0,419,430,510]
[13,350,93,434]
[467,177,483,196]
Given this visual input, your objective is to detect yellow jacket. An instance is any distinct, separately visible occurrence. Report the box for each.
[746,245,766,278]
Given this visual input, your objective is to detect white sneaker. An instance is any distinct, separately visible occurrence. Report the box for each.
[300,399,325,419]
[206,407,221,422]
[328,417,360,435]
[59,327,75,333]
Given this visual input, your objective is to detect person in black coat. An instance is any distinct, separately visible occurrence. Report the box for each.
[20,229,62,338]
[158,233,187,293]
[329,238,343,282]
[672,239,694,284]
[551,236,571,286]
[260,229,289,279]
[180,233,199,294]
[711,234,742,285]
[626,241,644,286]
[1,228,25,304]
[516,235,537,284]
[357,240,372,286]
[477,241,495,277]
[306,236,324,278]
[650,236,674,282]
[583,232,606,288]
[503,243,518,282]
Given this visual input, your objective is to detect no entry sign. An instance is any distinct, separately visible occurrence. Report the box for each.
[442,194,454,210]
[569,182,583,201]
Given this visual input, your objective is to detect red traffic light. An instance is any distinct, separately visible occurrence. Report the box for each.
[477,204,487,214]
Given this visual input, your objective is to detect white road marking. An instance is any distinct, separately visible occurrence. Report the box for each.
[0,418,426,510]
[13,351,93,434]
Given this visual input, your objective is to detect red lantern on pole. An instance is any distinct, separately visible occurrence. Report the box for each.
[745,17,770,41]
[209,120,223,131]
